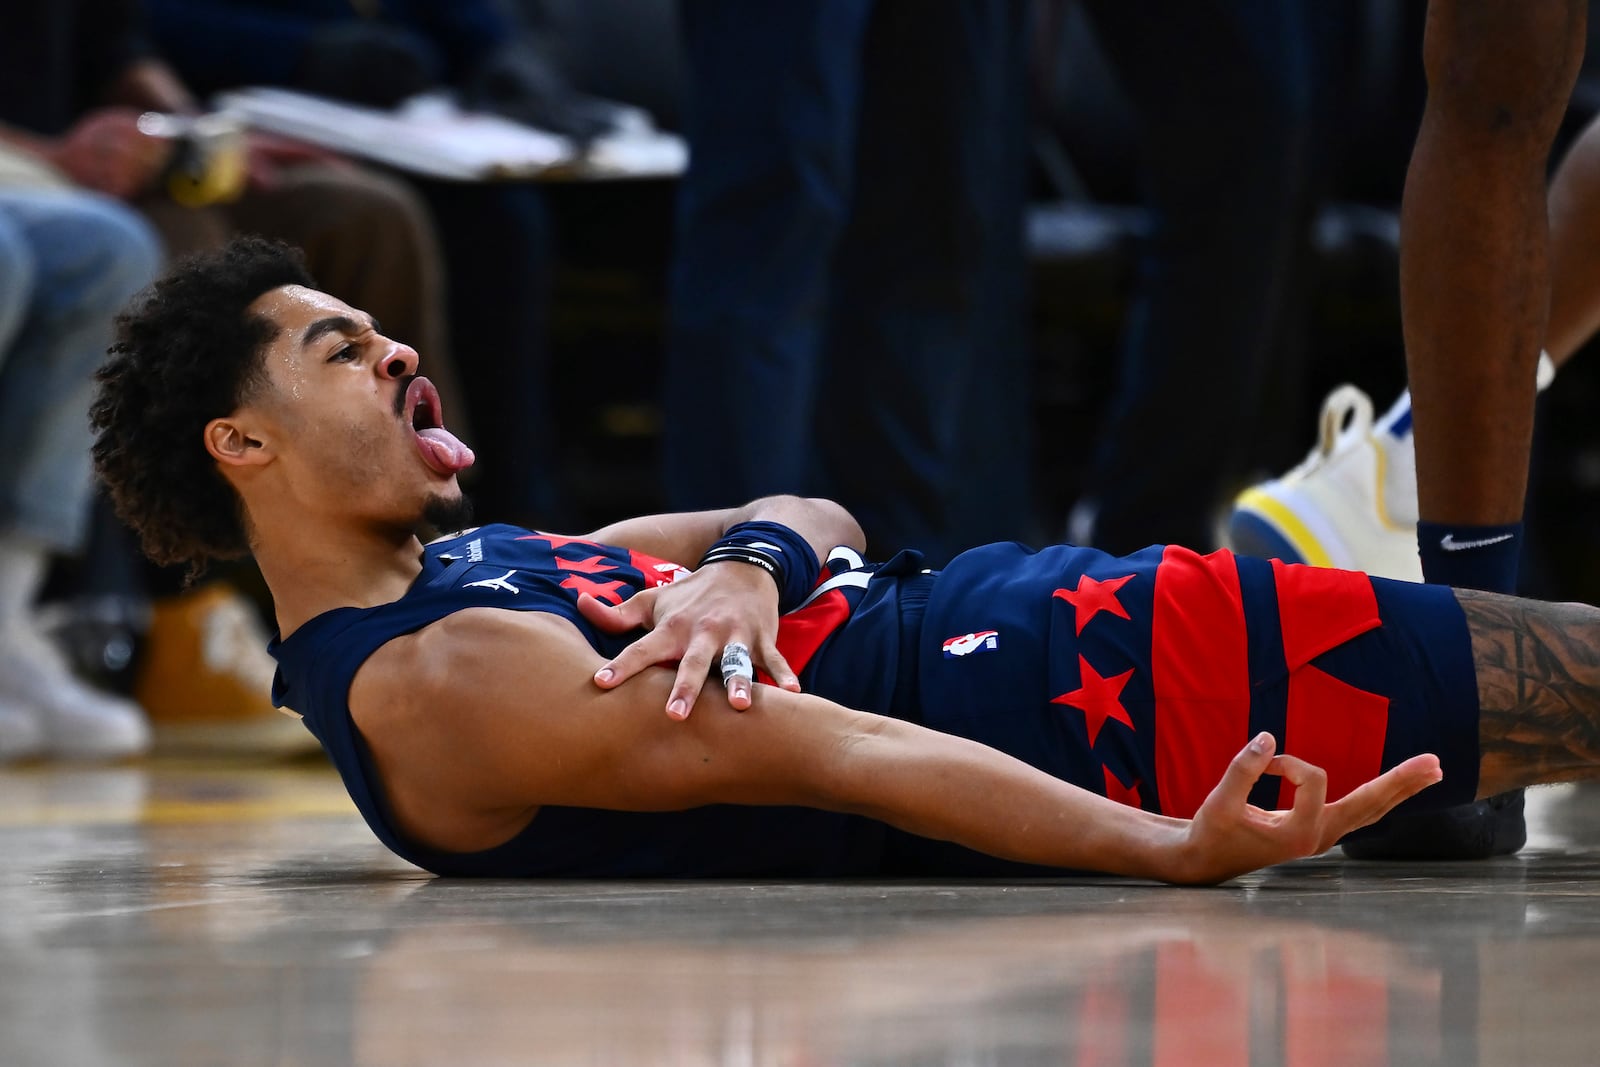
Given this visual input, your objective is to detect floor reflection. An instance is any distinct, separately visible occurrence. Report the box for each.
[343,898,1456,1067]
[3,762,1600,1066]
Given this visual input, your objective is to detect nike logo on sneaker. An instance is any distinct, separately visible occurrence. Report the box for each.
[1439,533,1514,552]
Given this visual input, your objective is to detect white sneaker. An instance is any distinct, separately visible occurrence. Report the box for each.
[1228,384,1423,580]
[0,623,151,762]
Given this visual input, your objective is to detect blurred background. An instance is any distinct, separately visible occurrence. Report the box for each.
[4,0,1600,762]
[527,0,1600,600]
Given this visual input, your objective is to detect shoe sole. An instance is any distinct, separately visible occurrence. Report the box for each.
[1341,791,1527,860]
[1230,486,1343,568]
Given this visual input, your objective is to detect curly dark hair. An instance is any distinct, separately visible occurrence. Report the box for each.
[91,236,316,578]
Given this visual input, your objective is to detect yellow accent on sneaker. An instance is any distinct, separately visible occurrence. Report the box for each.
[1232,487,1336,567]
[134,583,319,758]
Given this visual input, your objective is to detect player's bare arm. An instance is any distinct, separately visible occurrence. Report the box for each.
[350,608,1443,886]
[578,495,866,717]
[583,495,863,570]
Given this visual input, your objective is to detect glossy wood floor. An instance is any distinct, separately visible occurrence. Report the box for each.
[4,758,1600,1066]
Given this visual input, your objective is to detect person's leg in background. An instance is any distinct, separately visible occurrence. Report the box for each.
[0,200,46,761]
[1545,110,1600,367]
[1067,0,1320,556]
[1342,0,1586,861]
[663,0,874,512]
[0,189,160,762]
[1405,0,1583,593]
[818,0,1032,563]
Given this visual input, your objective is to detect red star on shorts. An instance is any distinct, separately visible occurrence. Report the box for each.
[1051,573,1135,635]
[1051,655,1135,746]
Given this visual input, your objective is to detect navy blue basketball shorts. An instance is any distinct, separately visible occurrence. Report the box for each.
[910,543,1481,820]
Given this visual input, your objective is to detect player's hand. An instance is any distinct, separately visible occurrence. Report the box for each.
[1168,732,1443,885]
[578,563,801,720]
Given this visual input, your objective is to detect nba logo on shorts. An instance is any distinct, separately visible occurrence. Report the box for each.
[942,630,999,658]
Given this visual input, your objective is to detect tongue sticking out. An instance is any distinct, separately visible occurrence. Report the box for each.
[406,376,475,475]
[415,427,475,475]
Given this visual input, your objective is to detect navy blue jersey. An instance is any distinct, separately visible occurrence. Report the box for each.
[269,525,914,876]
[270,526,1481,878]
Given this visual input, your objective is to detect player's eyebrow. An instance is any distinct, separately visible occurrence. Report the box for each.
[300,315,379,349]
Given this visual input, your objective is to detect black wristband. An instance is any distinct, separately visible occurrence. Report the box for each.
[697,521,821,613]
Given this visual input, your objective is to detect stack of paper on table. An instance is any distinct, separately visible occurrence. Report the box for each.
[215,87,686,182]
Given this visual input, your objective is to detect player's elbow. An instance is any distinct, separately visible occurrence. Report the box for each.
[806,496,866,553]
[808,714,897,816]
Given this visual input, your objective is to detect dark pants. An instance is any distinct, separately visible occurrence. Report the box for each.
[1073,0,1352,554]
[665,0,1031,565]
[415,180,560,527]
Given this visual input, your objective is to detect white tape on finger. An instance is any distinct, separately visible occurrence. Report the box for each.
[719,642,754,686]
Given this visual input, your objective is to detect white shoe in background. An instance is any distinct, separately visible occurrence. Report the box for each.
[1228,384,1423,580]
[0,623,150,762]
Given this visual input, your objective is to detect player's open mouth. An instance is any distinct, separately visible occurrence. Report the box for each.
[404,376,475,476]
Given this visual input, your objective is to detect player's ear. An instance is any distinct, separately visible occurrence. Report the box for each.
[205,413,274,469]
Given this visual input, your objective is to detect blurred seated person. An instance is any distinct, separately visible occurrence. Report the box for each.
[0,0,453,755]
[0,175,160,762]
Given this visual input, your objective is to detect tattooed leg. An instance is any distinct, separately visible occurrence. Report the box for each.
[1460,588,1600,794]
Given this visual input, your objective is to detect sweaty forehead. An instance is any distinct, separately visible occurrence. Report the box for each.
[247,284,361,333]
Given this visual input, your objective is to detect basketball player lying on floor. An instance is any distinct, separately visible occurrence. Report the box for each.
[91,239,1599,884]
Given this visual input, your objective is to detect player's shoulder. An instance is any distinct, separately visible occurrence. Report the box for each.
[369,606,582,690]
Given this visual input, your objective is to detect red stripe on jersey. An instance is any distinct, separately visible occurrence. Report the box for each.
[1152,546,1250,818]
[1270,559,1380,670]
[1102,764,1142,808]
[1277,664,1389,808]
[760,589,852,684]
